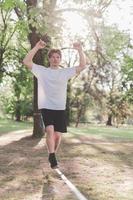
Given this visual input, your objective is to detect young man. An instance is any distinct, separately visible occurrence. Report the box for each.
[23,39,86,169]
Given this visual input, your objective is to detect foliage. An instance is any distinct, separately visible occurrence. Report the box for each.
[0,0,28,82]
[106,92,131,126]
[0,0,132,127]
[1,63,33,120]
[81,16,132,125]
[121,55,133,104]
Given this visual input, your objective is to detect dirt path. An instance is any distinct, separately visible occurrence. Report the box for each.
[0,130,133,200]
[0,130,78,200]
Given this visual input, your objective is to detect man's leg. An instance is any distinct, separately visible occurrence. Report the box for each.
[45,125,58,168]
[45,125,55,153]
[54,131,62,153]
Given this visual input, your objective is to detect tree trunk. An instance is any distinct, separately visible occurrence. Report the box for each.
[75,104,83,127]
[106,114,113,126]
[15,100,21,121]
[26,0,44,138]
[32,76,44,137]
[30,32,46,137]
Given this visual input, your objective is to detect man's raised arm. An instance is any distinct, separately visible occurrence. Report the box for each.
[73,42,87,74]
[23,40,46,69]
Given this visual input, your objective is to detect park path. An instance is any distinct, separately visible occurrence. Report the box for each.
[0,129,88,200]
[0,129,32,146]
[0,129,133,200]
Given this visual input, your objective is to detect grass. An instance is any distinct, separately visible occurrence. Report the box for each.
[0,119,133,140]
[0,119,33,135]
[0,119,133,200]
[68,125,133,140]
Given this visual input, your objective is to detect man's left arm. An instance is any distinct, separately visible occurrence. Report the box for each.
[73,42,87,74]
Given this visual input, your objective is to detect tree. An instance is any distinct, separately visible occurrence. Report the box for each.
[80,10,131,126]
[121,55,133,104]
[1,0,132,128]
[0,0,19,82]
[20,0,65,137]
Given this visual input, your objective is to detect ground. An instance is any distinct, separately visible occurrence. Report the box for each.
[0,124,133,200]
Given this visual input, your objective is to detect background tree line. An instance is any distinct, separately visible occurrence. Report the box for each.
[0,0,133,137]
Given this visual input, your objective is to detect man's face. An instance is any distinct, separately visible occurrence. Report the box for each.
[49,53,61,67]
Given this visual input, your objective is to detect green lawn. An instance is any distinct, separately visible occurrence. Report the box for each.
[0,119,133,140]
[0,119,33,135]
[68,125,133,140]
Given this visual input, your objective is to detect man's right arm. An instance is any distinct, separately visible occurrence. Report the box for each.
[23,40,46,69]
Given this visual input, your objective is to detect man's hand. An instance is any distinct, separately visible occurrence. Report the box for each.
[35,39,46,49]
[73,42,82,51]
[23,39,46,69]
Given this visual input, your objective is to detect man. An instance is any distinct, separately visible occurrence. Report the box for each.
[23,39,86,169]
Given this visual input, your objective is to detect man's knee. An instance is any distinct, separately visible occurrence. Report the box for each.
[54,131,61,140]
[45,125,54,138]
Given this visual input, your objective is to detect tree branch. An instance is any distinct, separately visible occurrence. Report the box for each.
[55,7,102,18]
[14,7,23,19]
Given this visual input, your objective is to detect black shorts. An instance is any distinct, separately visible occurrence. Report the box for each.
[40,108,67,133]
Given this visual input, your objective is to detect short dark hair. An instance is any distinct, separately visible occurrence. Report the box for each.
[48,49,62,58]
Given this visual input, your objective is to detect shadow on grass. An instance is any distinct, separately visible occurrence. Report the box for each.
[1,130,132,200]
[61,134,133,169]
[0,134,84,200]
[0,135,49,199]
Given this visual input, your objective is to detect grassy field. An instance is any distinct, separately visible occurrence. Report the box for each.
[68,125,133,140]
[0,119,133,200]
[0,119,33,135]
[0,119,133,139]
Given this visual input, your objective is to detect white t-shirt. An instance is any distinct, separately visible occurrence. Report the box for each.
[31,63,76,110]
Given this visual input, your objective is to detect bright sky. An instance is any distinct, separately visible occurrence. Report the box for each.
[104,0,133,36]
[62,12,88,43]
[61,0,133,42]
[59,0,133,65]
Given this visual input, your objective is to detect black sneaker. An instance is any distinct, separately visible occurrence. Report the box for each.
[48,153,58,169]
